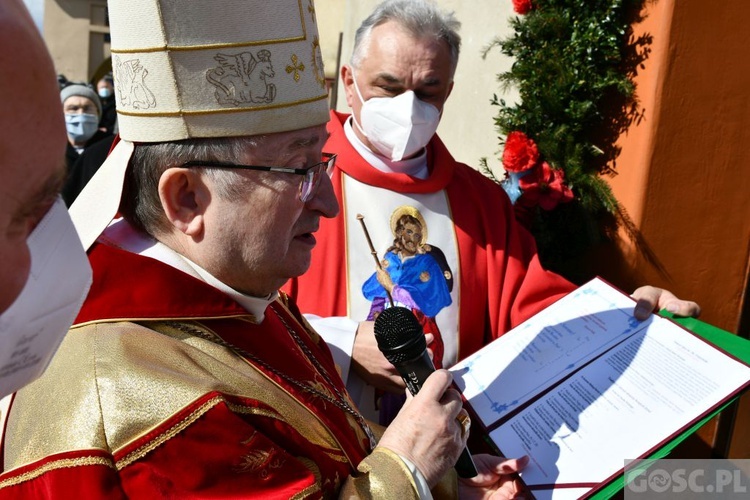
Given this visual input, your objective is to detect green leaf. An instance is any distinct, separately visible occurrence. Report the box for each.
[487,0,648,279]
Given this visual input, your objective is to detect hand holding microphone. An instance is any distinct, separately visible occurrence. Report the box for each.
[373,306,478,480]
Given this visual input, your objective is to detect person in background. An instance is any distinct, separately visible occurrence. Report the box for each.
[61,83,111,170]
[96,73,118,134]
[0,0,527,497]
[61,132,116,206]
[56,74,69,91]
[60,83,114,205]
[0,0,91,399]
[283,0,701,423]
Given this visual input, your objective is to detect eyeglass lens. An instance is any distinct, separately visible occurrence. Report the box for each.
[299,155,335,202]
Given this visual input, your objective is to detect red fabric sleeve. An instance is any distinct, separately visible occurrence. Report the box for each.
[0,395,350,498]
[0,449,126,499]
[117,398,321,499]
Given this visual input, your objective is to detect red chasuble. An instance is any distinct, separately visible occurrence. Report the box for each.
[284,111,575,365]
[0,242,390,498]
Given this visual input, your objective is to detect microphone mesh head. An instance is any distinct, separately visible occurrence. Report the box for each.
[374,307,426,364]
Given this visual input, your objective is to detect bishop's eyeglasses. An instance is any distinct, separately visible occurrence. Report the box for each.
[181,153,337,203]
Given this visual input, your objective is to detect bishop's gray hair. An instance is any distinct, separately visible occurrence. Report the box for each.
[350,0,461,73]
[120,136,263,237]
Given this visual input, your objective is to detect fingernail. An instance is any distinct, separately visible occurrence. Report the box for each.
[634,303,650,319]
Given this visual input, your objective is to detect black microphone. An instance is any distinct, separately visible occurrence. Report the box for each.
[374,306,477,478]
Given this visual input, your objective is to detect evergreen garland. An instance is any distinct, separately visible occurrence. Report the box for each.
[482,0,650,281]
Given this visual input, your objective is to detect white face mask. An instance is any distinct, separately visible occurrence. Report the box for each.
[351,71,440,161]
[0,197,92,398]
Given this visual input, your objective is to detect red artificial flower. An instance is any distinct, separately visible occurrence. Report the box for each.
[512,0,535,15]
[502,131,539,173]
[518,161,574,210]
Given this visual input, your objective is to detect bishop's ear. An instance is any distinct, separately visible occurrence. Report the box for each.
[158,168,208,237]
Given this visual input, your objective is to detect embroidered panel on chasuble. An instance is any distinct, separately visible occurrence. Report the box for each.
[1,308,371,496]
[340,175,461,368]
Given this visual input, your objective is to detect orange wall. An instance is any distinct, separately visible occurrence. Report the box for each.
[608,0,750,333]
[601,0,750,457]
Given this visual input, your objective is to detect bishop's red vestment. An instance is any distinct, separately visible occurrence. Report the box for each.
[0,239,438,498]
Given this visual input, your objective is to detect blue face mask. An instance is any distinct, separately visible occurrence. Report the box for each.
[98,87,112,99]
[65,113,99,144]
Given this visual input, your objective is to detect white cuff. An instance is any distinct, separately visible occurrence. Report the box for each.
[398,455,434,499]
[304,314,358,384]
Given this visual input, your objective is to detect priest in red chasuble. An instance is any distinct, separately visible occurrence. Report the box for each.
[283,0,701,423]
[0,0,529,498]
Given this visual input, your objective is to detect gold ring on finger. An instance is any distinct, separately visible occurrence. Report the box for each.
[456,409,471,439]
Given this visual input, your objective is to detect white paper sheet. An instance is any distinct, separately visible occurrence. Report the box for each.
[452,278,647,422]
[450,278,750,497]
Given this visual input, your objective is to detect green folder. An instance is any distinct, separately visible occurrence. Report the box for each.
[591,312,750,499]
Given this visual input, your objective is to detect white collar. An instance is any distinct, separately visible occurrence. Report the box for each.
[343,117,429,179]
[99,219,277,323]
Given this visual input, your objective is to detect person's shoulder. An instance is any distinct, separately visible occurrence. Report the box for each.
[431,137,515,215]
[85,130,114,150]
[79,134,115,170]
[327,110,349,133]
[62,134,117,205]
[450,158,507,195]
[430,134,504,190]
[4,325,109,468]
[329,109,349,123]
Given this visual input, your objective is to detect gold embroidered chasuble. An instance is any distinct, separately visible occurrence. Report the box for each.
[0,242,448,498]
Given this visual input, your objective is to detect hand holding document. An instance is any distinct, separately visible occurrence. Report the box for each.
[451,278,750,500]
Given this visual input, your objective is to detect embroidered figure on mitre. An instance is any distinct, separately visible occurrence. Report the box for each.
[114,56,157,110]
[207,50,277,106]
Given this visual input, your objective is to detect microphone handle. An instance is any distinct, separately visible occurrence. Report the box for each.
[454,447,478,478]
[394,351,478,478]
